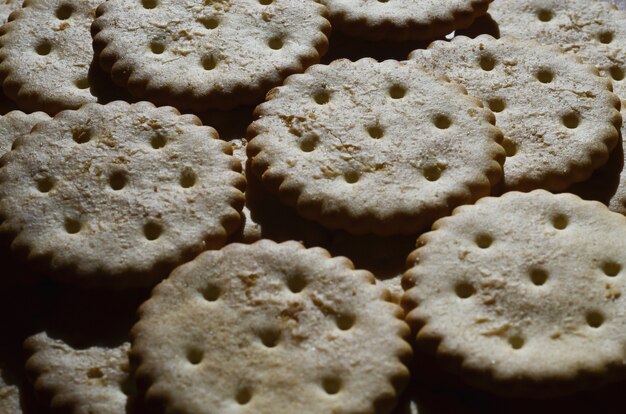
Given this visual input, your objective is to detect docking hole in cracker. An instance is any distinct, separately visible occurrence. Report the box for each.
[402,190,626,397]
[247,58,505,236]
[131,240,411,414]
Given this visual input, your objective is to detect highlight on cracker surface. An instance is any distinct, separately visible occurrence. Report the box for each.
[0,101,245,287]
[131,240,412,414]
[402,190,626,397]
[247,58,505,236]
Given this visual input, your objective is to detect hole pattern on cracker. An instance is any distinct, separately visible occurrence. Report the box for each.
[479,55,495,71]
[72,128,91,144]
[610,66,624,81]
[508,336,525,350]
[64,218,81,234]
[313,91,330,105]
[235,388,252,405]
[552,213,569,230]
[475,234,493,249]
[35,41,52,56]
[186,348,204,365]
[201,284,221,301]
[455,282,475,299]
[143,221,162,241]
[56,4,74,20]
[287,274,306,293]
[536,69,554,84]
[433,114,452,129]
[598,31,614,44]
[180,168,196,188]
[86,367,104,379]
[562,113,580,129]
[259,329,281,348]
[537,9,553,22]
[109,171,127,191]
[335,313,355,331]
[199,16,219,30]
[602,262,621,277]
[37,177,54,193]
[142,0,158,9]
[367,126,384,139]
[300,134,319,152]
[389,85,406,99]
[344,171,360,184]
[586,311,604,328]
[530,268,548,286]
[423,165,442,182]
[150,134,167,149]
[322,377,341,395]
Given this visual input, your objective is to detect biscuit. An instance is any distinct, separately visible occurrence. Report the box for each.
[247,58,505,236]
[131,240,411,414]
[0,362,22,414]
[489,0,626,99]
[25,332,131,414]
[409,35,622,191]
[319,0,492,42]
[402,190,626,397]
[0,0,102,114]
[92,0,331,111]
[0,101,245,287]
[0,110,50,157]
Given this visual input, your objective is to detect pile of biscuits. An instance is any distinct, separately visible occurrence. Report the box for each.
[1,0,626,413]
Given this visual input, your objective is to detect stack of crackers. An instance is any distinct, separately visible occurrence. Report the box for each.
[1,0,626,413]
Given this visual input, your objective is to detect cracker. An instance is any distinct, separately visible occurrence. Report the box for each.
[0,362,22,414]
[409,35,622,191]
[402,190,626,397]
[247,58,505,236]
[131,240,411,414]
[25,332,131,414]
[319,0,492,42]
[0,0,102,114]
[489,0,626,99]
[0,110,50,157]
[91,0,331,111]
[0,101,245,287]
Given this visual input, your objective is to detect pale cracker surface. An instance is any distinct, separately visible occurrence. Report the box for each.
[410,35,622,191]
[0,0,101,114]
[403,190,626,397]
[0,0,21,24]
[92,0,330,110]
[25,332,130,414]
[0,101,245,287]
[132,240,411,414]
[248,58,505,236]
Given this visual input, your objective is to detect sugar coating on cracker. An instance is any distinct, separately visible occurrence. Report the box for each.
[402,190,626,396]
[0,110,50,157]
[0,0,101,114]
[131,240,411,414]
[248,58,505,236]
[410,35,622,192]
[92,0,330,110]
[0,101,245,287]
[490,0,626,99]
[320,0,492,41]
[25,332,130,414]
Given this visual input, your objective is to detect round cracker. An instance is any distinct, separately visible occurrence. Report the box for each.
[247,58,505,236]
[131,240,411,414]
[489,0,626,99]
[402,190,626,397]
[409,35,622,191]
[0,101,245,287]
[319,0,492,42]
[0,0,101,114]
[92,0,331,111]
